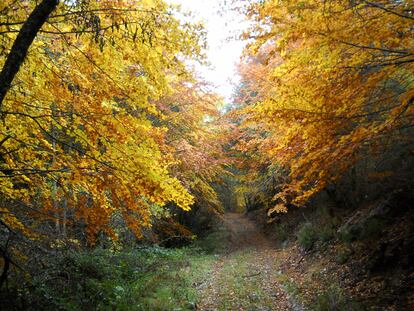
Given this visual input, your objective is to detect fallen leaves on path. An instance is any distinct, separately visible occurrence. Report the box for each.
[195,213,301,311]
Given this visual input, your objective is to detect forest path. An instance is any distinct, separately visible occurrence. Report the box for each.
[196,213,299,311]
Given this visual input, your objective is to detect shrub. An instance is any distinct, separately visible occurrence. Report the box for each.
[313,286,365,311]
[192,227,228,254]
[336,248,353,265]
[273,223,288,243]
[297,222,318,250]
[360,218,386,240]
[7,247,208,310]
[338,229,355,244]
[338,217,386,244]
[319,225,335,243]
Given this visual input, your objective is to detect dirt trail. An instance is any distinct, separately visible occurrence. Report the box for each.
[196,213,302,311]
[224,213,273,251]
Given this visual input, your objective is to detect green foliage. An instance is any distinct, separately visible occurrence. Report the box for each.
[12,247,214,311]
[336,248,353,265]
[313,286,365,311]
[283,279,301,298]
[192,226,229,254]
[297,222,336,250]
[360,218,386,240]
[319,225,335,244]
[338,217,387,244]
[273,223,288,243]
[297,222,318,250]
[338,229,355,244]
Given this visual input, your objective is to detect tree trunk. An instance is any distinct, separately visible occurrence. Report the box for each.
[0,247,10,290]
[0,0,59,110]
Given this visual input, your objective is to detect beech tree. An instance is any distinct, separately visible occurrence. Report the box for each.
[236,0,414,212]
[0,0,221,266]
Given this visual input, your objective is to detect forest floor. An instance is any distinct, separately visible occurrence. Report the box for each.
[195,213,303,311]
[7,208,413,310]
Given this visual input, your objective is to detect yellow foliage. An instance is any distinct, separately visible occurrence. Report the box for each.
[0,0,217,243]
[237,0,414,207]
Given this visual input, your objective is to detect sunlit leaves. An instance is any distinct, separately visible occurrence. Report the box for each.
[237,0,414,209]
[0,0,215,243]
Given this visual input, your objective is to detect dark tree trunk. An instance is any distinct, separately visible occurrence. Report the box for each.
[0,0,59,110]
[0,248,10,290]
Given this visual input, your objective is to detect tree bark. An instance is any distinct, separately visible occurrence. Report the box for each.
[0,246,9,289]
[0,0,59,110]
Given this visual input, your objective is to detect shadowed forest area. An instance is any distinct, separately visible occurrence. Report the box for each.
[1,0,414,310]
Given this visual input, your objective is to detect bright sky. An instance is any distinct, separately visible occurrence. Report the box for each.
[168,0,247,102]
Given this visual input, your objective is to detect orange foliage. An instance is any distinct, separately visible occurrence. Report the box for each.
[235,0,414,209]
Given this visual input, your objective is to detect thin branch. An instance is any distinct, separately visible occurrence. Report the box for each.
[363,1,414,21]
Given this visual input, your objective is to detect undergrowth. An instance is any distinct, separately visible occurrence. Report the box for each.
[297,220,336,251]
[297,222,319,250]
[3,245,216,311]
[313,286,365,311]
